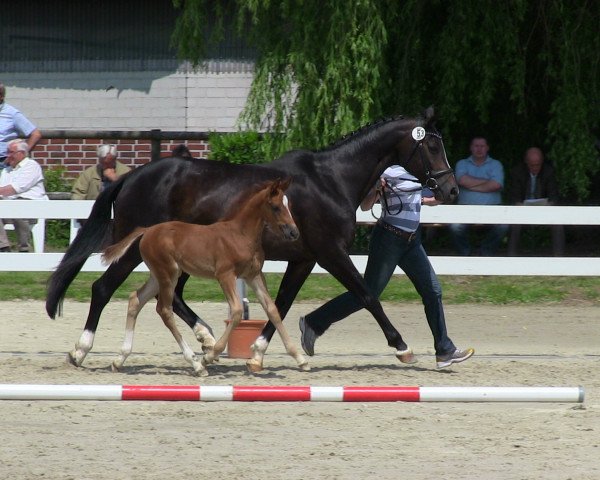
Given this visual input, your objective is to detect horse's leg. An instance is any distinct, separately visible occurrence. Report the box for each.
[68,249,142,367]
[172,273,216,353]
[202,274,242,366]
[156,275,206,376]
[317,253,412,360]
[246,273,309,373]
[112,275,159,372]
[248,261,315,370]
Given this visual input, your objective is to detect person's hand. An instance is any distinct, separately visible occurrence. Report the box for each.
[421,196,441,206]
[103,168,117,181]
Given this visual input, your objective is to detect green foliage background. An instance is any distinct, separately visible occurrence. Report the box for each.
[173,0,600,201]
[43,167,72,248]
[207,130,266,164]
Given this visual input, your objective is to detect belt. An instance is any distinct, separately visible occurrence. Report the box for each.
[377,220,417,242]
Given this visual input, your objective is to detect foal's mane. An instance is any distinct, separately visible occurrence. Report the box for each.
[219,180,276,222]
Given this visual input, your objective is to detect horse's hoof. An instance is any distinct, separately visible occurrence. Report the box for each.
[66,352,80,367]
[111,362,121,373]
[203,351,219,363]
[246,360,263,373]
[193,367,209,377]
[395,347,418,365]
[202,355,215,367]
[299,362,311,372]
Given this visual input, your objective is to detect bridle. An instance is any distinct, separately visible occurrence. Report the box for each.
[405,127,454,192]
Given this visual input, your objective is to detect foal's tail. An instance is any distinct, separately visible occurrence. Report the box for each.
[45,177,126,319]
[101,228,147,266]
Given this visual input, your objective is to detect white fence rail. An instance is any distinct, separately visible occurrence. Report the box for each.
[1,200,599,276]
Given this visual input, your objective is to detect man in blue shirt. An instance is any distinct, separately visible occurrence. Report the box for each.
[448,136,508,255]
[0,83,42,169]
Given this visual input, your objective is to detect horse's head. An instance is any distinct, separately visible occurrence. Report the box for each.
[264,177,300,241]
[400,106,459,204]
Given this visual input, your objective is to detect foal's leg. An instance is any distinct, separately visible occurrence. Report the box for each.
[173,273,216,353]
[112,275,159,372]
[156,275,207,376]
[252,260,316,353]
[202,274,242,366]
[246,273,309,373]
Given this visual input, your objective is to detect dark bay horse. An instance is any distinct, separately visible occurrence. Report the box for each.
[102,179,307,376]
[47,107,458,369]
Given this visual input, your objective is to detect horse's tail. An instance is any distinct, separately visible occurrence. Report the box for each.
[101,228,147,266]
[45,177,126,319]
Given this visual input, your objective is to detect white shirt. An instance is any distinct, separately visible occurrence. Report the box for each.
[0,157,48,200]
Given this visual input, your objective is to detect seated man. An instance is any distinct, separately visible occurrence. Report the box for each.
[0,139,48,252]
[71,143,130,200]
[448,136,509,256]
[508,147,565,256]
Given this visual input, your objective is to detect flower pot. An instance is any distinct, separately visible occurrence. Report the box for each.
[224,319,268,359]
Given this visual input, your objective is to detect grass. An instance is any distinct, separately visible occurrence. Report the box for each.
[1,272,598,305]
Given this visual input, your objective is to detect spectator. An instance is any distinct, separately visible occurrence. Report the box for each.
[448,136,509,256]
[171,143,192,158]
[0,139,48,252]
[508,147,565,256]
[0,82,43,170]
[71,144,130,200]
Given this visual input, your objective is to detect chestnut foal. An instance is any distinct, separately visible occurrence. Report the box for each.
[102,178,308,376]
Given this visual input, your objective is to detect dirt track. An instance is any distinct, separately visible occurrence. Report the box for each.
[0,300,598,479]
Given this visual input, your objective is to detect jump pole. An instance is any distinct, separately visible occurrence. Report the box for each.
[0,385,584,403]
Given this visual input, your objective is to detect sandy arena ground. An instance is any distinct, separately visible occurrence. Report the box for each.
[0,299,598,479]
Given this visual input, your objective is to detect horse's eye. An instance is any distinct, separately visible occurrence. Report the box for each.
[426,141,440,154]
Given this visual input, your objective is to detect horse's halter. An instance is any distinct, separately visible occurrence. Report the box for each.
[404,126,454,192]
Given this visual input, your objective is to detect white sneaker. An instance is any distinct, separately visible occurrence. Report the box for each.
[436,347,474,369]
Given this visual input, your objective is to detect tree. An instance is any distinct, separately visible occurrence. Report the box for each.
[173,0,600,201]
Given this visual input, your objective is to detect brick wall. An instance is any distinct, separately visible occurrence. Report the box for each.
[34,138,211,179]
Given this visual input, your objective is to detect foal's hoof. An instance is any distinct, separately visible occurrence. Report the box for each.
[246,359,263,373]
[395,347,418,365]
[299,361,311,372]
[201,345,219,362]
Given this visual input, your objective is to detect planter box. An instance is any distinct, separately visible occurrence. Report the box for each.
[224,319,268,359]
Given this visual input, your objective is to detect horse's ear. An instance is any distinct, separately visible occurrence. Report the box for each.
[423,105,436,124]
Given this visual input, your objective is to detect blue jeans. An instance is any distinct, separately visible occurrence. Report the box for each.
[305,225,456,355]
[448,223,509,256]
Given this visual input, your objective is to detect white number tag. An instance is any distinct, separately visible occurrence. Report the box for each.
[411,127,426,141]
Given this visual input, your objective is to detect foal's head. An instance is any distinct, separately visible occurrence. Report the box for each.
[261,178,299,241]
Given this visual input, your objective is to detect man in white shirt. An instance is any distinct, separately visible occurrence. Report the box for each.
[0,138,48,252]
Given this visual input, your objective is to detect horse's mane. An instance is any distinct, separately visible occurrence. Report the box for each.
[316,115,410,153]
[219,180,274,222]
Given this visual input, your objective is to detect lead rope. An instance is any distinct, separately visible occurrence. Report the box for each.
[370,178,422,219]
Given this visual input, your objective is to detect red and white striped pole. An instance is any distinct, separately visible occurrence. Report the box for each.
[0,384,584,403]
